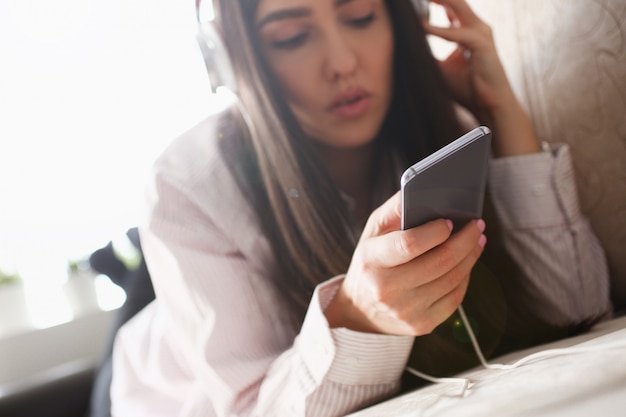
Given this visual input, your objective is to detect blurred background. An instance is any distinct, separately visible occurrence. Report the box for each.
[0,0,212,288]
[0,0,220,415]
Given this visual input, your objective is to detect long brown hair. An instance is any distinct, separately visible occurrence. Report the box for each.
[215,0,463,321]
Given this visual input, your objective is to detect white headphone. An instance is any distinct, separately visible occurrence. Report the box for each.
[412,0,430,21]
[195,0,238,93]
[195,0,430,94]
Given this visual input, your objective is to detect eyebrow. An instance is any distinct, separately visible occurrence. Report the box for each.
[257,8,311,29]
[257,0,356,29]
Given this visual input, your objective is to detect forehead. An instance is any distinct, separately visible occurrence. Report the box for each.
[256,0,335,10]
[255,0,355,21]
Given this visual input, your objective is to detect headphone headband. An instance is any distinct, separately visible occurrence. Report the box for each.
[195,0,237,93]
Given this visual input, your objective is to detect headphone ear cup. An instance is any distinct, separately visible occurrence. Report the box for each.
[196,20,238,93]
[411,0,430,21]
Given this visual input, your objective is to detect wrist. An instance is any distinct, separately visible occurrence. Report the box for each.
[483,98,541,157]
[324,282,380,333]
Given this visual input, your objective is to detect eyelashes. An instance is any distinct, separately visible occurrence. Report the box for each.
[271,33,309,50]
[270,12,377,51]
[349,12,375,28]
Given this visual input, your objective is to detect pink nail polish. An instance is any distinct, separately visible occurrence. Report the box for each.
[476,219,486,233]
[446,219,454,231]
[478,234,487,248]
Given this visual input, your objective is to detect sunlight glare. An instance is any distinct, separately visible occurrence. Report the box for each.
[95,275,127,312]
[7,0,92,44]
[23,281,74,329]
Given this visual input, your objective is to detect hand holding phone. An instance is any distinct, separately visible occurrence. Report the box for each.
[401,126,491,231]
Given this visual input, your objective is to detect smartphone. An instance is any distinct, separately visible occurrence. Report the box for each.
[401,126,491,231]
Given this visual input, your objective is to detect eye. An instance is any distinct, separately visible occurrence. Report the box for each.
[349,12,375,28]
[271,32,309,50]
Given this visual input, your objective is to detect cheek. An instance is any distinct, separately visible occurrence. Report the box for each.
[268,55,321,111]
[370,30,394,87]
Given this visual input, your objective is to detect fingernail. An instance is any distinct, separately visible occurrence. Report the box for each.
[476,219,486,233]
[445,219,454,231]
[478,234,487,248]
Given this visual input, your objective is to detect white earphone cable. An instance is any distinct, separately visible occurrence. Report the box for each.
[406,304,626,397]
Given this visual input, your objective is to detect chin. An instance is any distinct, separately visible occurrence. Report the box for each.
[314,134,376,150]
[319,124,382,149]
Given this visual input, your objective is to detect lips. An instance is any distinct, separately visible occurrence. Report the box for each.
[327,87,372,119]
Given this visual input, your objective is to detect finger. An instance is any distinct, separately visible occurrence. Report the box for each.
[388,244,478,336]
[442,46,469,66]
[425,0,493,51]
[418,266,472,335]
[430,0,482,26]
[358,218,453,269]
[443,4,460,28]
[361,191,402,238]
[380,241,478,333]
[410,219,486,285]
[437,47,471,79]
[418,233,484,310]
[424,23,487,52]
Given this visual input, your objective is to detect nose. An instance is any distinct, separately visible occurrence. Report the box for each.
[323,29,358,82]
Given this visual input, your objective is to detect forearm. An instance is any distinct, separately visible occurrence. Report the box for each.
[488,144,612,325]
[482,94,541,158]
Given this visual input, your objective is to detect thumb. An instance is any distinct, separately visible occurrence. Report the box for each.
[362,191,401,239]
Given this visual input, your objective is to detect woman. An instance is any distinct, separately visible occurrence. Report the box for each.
[110,0,612,416]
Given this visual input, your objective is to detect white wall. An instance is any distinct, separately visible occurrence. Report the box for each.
[0,0,217,276]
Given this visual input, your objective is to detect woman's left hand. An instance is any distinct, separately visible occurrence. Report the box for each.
[424,0,541,156]
[424,0,513,120]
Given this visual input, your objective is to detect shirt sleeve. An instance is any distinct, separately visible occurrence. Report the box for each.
[487,143,612,326]
[256,276,414,417]
[124,161,414,417]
